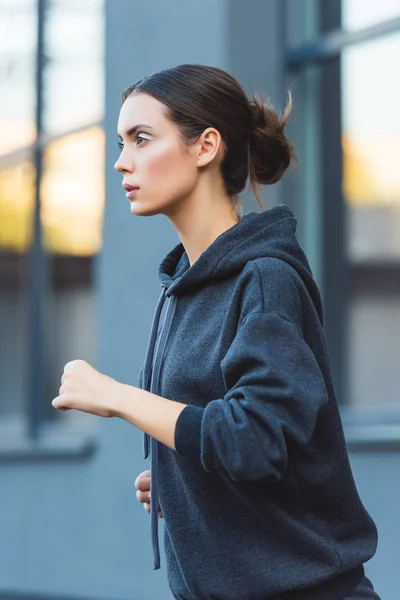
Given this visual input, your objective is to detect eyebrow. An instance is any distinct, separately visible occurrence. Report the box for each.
[117,124,154,140]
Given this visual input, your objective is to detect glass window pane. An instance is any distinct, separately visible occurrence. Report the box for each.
[0,161,35,418]
[349,292,400,409]
[342,31,400,409]
[0,0,36,154]
[38,0,105,426]
[0,161,35,252]
[43,255,97,426]
[41,127,105,255]
[342,0,400,32]
[43,0,105,135]
[342,32,400,262]
[40,125,104,423]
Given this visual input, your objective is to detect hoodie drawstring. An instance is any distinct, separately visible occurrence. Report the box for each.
[141,284,178,570]
[142,286,167,460]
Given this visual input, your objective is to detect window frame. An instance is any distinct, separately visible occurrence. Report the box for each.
[284,1,400,449]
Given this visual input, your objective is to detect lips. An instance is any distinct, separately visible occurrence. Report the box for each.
[123,183,140,200]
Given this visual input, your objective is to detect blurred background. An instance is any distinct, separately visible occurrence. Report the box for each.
[0,0,399,598]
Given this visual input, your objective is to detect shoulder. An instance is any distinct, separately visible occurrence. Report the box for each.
[236,258,305,328]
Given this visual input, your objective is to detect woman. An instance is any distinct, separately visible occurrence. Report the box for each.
[52,64,381,600]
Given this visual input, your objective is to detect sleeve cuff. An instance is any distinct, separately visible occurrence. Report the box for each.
[174,405,204,458]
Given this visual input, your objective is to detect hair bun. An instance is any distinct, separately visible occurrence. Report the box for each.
[248,92,296,185]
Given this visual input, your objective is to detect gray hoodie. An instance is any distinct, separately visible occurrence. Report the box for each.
[139,204,378,600]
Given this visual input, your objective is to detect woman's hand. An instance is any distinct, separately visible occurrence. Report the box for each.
[52,359,121,418]
[135,470,164,518]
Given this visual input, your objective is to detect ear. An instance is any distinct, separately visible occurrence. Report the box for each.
[196,128,223,168]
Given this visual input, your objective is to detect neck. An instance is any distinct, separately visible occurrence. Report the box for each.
[165,188,240,267]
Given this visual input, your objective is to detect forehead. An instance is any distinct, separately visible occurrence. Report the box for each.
[117,93,168,133]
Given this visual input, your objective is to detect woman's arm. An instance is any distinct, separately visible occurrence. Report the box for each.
[52,359,187,451]
[114,385,187,451]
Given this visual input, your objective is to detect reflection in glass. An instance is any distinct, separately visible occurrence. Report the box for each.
[41,126,105,255]
[0,161,35,251]
[0,161,34,417]
[43,0,105,135]
[0,253,29,418]
[342,0,400,32]
[349,294,400,409]
[342,32,400,262]
[44,256,97,425]
[0,0,36,154]
[0,0,105,427]
[342,28,400,409]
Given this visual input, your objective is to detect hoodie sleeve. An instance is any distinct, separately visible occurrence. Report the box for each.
[174,311,329,482]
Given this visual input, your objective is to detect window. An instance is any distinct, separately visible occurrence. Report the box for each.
[0,0,36,425]
[43,0,104,135]
[342,27,400,409]
[285,0,400,411]
[342,0,400,32]
[0,0,105,448]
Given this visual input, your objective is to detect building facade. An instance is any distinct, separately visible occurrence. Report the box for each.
[0,1,399,598]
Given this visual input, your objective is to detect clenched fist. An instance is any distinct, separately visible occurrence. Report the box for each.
[52,359,121,418]
[135,470,163,518]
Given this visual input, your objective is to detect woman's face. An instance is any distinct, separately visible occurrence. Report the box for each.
[115,92,201,217]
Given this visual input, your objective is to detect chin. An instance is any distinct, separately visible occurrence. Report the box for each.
[129,200,164,217]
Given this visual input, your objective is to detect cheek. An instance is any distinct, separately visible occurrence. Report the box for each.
[145,144,194,190]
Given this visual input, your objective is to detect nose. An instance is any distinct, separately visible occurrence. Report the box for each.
[114,150,133,174]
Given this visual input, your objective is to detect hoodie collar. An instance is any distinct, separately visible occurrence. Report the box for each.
[158,204,298,297]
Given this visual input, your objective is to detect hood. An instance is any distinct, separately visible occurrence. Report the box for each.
[158,204,322,322]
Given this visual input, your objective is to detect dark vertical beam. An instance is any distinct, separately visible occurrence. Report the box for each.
[27,0,49,438]
[283,0,323,269]
[227,0,286,211]
[319,0,349,405]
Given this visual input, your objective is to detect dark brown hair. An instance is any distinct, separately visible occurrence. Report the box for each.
[121,64,296,213]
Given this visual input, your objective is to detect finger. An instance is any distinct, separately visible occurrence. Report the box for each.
[136,489,150,503]
[52,397,71,410]
[135,476,151,491]
[143,503,163,518]
[135,470,150,482]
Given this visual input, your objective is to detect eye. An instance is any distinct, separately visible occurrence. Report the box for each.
[117,134,149,150]
[136,134,149,146]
